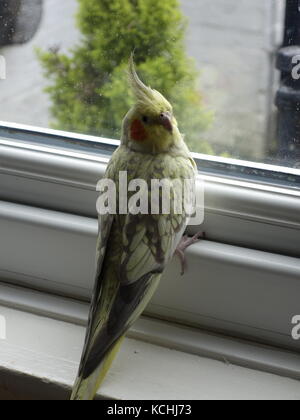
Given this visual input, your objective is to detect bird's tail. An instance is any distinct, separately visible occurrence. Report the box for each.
[70,336,125,401]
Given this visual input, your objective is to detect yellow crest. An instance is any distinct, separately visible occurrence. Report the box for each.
[128,55,172,114]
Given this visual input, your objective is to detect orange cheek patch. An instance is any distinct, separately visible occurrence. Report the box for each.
[130,119,147,142]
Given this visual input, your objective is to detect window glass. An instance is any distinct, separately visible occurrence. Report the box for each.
[0,0,299,170]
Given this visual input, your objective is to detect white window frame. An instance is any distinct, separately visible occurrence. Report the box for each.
[0,121,300,353]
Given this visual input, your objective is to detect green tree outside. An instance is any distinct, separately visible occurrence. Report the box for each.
[38,0,213,153]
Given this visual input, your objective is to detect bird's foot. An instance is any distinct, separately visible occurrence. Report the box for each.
[175,232,206,276]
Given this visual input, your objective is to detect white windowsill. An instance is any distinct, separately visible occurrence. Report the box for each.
[0,286,300,400]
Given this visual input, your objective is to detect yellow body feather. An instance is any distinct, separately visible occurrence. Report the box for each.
[70,57,196,400]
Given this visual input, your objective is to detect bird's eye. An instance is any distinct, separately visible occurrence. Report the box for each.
[142,116,149,124]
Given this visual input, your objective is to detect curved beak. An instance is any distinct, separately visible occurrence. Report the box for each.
[159,112,173,133]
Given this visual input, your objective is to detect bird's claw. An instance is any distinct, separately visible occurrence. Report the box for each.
[175,232,206,276]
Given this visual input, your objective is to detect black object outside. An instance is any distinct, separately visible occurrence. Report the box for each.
[0,0,21,46]
[276,0,300,167]
[0,0,42,46]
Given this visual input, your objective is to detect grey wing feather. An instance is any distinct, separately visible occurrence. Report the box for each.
[80,210,188,379]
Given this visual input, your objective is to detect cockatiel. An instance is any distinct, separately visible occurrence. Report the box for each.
[71,57,197,400]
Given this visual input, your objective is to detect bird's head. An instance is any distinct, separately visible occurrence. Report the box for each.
[121,57,182,154]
